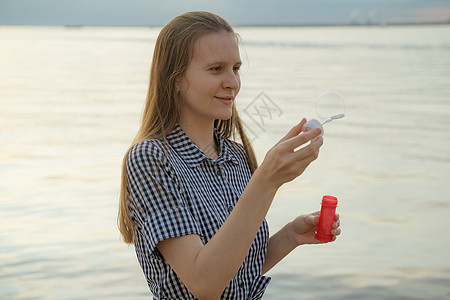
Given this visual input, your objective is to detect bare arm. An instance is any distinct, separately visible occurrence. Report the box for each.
[157,120,323,299]
[158,169,277,299]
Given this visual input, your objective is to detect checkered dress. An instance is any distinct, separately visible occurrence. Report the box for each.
[126,124,271,299]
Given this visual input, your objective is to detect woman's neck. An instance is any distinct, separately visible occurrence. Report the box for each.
[178,118,218,160]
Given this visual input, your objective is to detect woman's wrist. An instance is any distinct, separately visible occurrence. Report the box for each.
[285,221,300,249]
[253,164,281,192]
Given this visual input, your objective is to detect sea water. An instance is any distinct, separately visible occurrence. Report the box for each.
[1,25,449,299]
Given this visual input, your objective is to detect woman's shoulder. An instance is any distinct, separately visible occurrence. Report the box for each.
[128,138,170,164]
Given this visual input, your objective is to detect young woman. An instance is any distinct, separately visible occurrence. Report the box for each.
[118,11,341,300]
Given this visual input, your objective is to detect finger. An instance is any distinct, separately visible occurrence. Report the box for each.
[291,136,323,163]
[332,220,340,229]
[303,212,319,222]
[305,215,318,225]
[276,118,307,146]
[309,211,320,224]
[298,214,317,226]
[308,136,324,151]
[283,127,322,151]
[311,136,323,145]
[331,228,341,236]
[335,213,340,221]
[312,215,319,225]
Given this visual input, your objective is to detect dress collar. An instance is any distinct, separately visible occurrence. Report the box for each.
[165,123,240,168]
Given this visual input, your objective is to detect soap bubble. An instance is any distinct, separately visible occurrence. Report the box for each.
[315,91,345,122]
[303,92,346,135]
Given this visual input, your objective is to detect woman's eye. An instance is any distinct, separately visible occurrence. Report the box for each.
[233,66,241,72]
[210,67,221,72]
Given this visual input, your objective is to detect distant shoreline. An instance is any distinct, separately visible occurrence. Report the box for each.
[1,20,449,28]
[237,20,450,27]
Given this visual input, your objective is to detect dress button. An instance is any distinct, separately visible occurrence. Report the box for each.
[239,282,245,289]
[227,205,233,213]
[216,168,222,177]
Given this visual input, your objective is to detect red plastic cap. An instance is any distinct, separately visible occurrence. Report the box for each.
[322,195,338,206]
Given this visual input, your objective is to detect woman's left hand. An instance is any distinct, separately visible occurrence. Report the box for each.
[290,212,341,245]
[262,211,341,274]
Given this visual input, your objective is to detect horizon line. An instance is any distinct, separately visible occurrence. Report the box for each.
[1,20,449,28]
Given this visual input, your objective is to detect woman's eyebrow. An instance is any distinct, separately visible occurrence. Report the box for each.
[205,60,242,67]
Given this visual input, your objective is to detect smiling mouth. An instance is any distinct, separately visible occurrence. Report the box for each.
[215,96,234,105]
[214,96,234,101]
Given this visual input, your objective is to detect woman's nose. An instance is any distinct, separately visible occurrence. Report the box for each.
[223,71,240,90]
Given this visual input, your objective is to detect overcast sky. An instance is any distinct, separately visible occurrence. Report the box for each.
[1,0,449,26]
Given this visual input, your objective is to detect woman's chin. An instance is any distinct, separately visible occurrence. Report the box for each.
[217,112,233,121]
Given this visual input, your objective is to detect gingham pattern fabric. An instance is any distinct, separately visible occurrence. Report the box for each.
[126,123,271,300]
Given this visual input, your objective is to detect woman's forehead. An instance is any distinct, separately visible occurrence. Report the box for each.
[191,32,241,64]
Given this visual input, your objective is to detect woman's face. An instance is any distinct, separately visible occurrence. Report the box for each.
[177,31,241,126]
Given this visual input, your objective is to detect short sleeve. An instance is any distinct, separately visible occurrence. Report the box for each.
[126,141,201,254]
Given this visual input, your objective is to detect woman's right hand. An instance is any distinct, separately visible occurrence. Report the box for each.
[257,118,323,189]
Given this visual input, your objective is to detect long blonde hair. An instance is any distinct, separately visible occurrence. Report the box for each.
[118,11,258,244]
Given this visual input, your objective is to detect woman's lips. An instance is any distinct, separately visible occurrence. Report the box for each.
[215,96,233,105]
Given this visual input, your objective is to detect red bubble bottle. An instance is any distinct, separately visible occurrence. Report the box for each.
[315,195,338,242]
